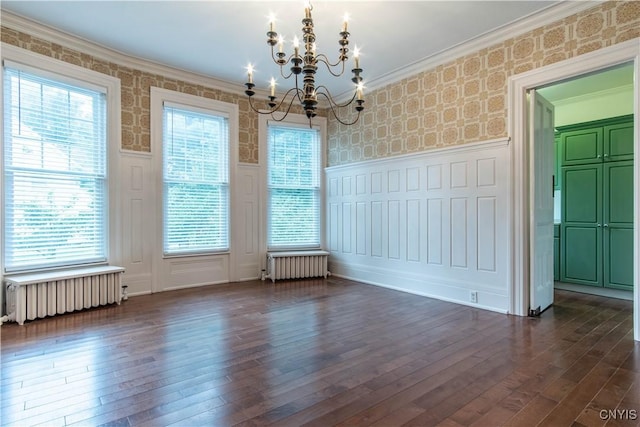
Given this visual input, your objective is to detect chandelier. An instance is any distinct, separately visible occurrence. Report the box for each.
[243,1,365,125]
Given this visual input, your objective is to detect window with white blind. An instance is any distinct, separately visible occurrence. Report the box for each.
[2,56,115,273]
[161,102,230,255]
[266,120,324,250]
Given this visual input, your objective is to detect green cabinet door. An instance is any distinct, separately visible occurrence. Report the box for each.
[561,127,603,166]
[604,122,634,162]
[557,115,634,291]
[561,164,602,286]
[603,160,634,290]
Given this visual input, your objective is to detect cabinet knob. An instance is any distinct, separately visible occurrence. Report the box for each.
[597,154,602,159]
[604,153,609,157]
[597,223,601,227]
[604,224,609,228]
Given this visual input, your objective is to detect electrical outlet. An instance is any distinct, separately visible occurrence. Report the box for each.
[470,291,478,303]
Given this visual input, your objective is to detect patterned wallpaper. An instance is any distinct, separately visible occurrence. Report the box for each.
[327,1,640,166]
[1,1,639,166]
[0,26,284,164]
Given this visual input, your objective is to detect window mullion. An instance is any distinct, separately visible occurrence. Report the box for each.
[162,104,229,256]
[3,67,108,273]
[267,124,321,250]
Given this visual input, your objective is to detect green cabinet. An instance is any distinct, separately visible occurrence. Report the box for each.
[559,114,634,166]
[558,115,634,291]
[560,127,603,166]
[603,161,634,290]
[560,160,633,290]
[604,121,634,162]
[561,164,602,286]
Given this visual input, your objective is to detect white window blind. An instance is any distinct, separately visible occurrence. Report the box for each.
[267,124,321,250]
[3,66,108,272]
[162,104,229,255]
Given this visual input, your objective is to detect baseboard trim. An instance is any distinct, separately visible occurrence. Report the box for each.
[554,281,633,301]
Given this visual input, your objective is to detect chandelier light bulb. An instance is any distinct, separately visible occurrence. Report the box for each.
[278,35,284,53]
[304,0,311,19]
[356,82,364,101]
[270,77,276,97]
[246,63,254,84]
[242,0,365,126]
[268,13,276,32]
[342,13,349,33]
[293,36,300,57]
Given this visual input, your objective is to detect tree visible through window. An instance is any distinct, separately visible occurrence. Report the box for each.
[3,67,107,272]
[162,104,229,255]
[267,124,321,250]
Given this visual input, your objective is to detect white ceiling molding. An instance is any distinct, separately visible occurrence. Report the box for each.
[337,1,603,100]
[0,10,250,97]
[3,1,602,102]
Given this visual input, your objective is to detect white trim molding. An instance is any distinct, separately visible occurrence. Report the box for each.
[1,10,247,96]
[1,43,122,313]
[326,138,511,313]
[337,1,600,100]
[507,38,640,341]
[2,3,599,102]
[258,112,328,271]
[150,87,239,291]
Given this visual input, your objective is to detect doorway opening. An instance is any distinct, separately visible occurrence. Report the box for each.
[537,64,635,302]
[508,39,639,341]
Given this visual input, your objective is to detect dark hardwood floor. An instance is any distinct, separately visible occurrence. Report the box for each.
[1,277,639,426]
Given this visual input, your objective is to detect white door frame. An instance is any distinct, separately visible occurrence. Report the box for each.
[507,38,640,341]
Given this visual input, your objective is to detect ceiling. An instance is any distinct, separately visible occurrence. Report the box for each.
[538,62,634,103]
[2,0,566,97]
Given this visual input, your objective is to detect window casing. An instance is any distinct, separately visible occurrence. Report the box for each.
[152,89,235,257]
[162,104,229,255]
[266,120,324,251]
[2,50,118,273]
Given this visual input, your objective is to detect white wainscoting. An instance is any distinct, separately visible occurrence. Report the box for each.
[119,150,155,296]
[326,138,511,313]
[157,254,230,292]
[152,164,261,292]
[119,154,262,295]
[234,164,262,281]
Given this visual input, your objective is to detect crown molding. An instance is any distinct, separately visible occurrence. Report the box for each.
[3,2,603,102]
[550,83,634,106]
[0,9,251,97]
[336,0,603,101]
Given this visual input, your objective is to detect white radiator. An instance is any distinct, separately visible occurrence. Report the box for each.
[266,250,330,283]
[4,266,125,325]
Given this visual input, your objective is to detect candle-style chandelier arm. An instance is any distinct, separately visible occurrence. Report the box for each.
[266,89,302,122]
[314,55,348,77]
[244,1,365,126]
[316,90,364,126]
[279,66,295,80]
[268,46,302,80]
[315,85,357,109]
[246,86,304,121]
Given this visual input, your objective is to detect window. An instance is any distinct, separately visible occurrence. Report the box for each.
[152,89,235,256]
[266,119,324,250]
[2,50,118,273]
